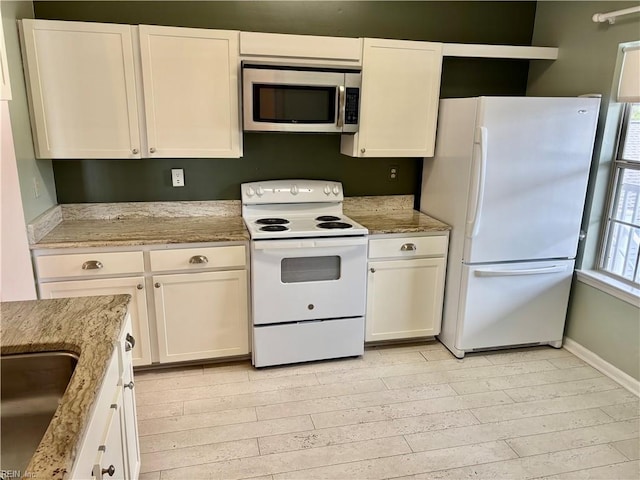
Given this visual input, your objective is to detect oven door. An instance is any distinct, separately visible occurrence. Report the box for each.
[251,236,368,325]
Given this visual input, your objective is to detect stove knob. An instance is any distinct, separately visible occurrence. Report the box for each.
[256,186,264,197]
[291,184,299,195]
[332,185,340,195]
[246,187,255,197]
[323,185,331,195]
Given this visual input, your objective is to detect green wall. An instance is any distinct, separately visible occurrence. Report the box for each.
[2,1,57,222]
[527,1,640,381]
[566,281,639,380]
[33,1,537,203]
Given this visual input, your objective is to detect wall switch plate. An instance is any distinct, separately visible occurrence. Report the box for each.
[171,168,185,187]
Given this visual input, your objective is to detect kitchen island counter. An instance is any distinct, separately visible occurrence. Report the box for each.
[1,295,131,479]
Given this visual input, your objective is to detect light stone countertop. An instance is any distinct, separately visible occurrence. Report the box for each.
[347,209,451,235]
[32,216,248,249]
[29,197,450,249]
[1,295,131,480]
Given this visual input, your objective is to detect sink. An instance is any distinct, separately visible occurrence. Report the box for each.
[1,351,79,474]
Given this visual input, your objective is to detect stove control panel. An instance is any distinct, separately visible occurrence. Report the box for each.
[242,180,344,204]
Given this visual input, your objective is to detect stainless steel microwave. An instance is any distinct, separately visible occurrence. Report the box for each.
[242,64,361,134]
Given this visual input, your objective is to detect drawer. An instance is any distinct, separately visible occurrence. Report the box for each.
[36,251,144,279]
[369,235,448,259]
[150,245,246,272]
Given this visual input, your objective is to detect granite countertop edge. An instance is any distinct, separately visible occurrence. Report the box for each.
[1,295,132,480]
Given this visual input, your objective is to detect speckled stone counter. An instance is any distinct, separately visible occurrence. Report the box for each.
[29,196,448,249]
[1,295,131,479]
[32,216,248,249]
[347,209,450,235]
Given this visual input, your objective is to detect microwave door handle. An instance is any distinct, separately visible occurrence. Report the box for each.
[337,85,346,128]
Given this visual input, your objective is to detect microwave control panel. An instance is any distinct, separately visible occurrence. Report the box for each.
[345,88,360,125]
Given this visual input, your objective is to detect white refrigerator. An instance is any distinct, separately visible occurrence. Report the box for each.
[420,96,600,358]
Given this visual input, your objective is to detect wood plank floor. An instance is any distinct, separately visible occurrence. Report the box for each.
[134,342,639,480]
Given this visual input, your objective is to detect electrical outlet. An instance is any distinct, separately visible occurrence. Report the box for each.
[389,165,399,181]
[33,177,41,198]
[171,168,185,187]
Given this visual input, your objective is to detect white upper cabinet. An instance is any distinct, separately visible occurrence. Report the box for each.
[341,38,443,158]
[239,31,362,67]
[139,25,240,158]
[20,19,141,159]
[20,20,242,159]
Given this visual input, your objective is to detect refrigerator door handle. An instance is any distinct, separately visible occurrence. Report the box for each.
[467,127,488,238]
[475,264,568,277]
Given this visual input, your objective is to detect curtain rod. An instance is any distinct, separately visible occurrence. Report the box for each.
[592,6,640,24]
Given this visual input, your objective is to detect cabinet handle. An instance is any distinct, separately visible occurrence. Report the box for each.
[189,255,209,264]
[124,381,135,389]
[370,267,376,273]
[136,283,143,290]
[401,243,417,251]
[149,147,156,153]
[125,333,136,352]
[102,465,115,477]
[360,148,366,154]
[132,148,139,155]
[81,260,103,270]
[155,282,161,288]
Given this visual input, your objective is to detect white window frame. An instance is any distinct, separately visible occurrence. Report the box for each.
[599,102,640,287]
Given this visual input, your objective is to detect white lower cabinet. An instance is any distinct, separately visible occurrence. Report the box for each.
[365,234,448,342]
[38,276,152,367]
[119,322,141,479]
[33,242,250,366]
[70,315,140,480]
[153,269,249,363]
[91,389,127,480]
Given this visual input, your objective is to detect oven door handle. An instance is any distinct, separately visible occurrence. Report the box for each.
[253,237,368,250]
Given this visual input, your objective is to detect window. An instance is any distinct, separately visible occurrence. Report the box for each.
[601,103,640,286]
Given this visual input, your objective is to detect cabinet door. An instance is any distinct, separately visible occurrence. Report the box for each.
[153,270,249,363]
[92,389,127,480]
[38,277,152,367]
[139,25,241,158]
[119,320,140,480]
[366,257,445,342]
[342,38,442,158]
[20,19,140,159]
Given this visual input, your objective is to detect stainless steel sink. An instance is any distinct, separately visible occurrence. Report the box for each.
[1,351,79,474]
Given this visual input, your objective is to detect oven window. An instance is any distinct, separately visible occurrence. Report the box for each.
[254,84,336,123]
[281,256,341,283]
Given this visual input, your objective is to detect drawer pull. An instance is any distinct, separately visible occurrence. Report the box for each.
[189,255,209,264]
[370,268,376,273]
[102,465,115,477]
[81,260,103,270]
[400,243,417,252]
[155,282,161,288]
[124,381,135,389]
[136,283,143,290]
[125,333,136,352]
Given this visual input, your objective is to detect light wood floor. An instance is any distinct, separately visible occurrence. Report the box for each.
[134,341,639,480]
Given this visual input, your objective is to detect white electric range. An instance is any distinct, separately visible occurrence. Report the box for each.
[241,180,368,367]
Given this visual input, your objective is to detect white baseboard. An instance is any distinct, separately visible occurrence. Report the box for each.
[563,337,639,397]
